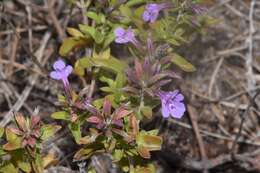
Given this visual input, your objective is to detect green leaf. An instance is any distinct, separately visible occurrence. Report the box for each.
[69,122,81,144]
[17,161,31,173]
[32,153,43,173]
[67,28,84,37]
[170,53,196,72]
[0,163,18,173]
[146,129,159,136]
[119,5,132,18]
[0,127,4,137]
[103,32,115,49]
[99,76,115,87]
[92,57,127,73]
[136,131,162,154]
[41,124,61,141]
[74,60,85,76]
[86,11,101,23]
[3,128,22,151]
[74,148,94,161]
[93,48,110,59]
[79,25,103,44]
[74,57,93,76]
[126,0,145,6]
[51,111,70,120]
[0,148,6,156]
[115,73,125,88]
[59,37,88,56]
[167,38,180,46]
[112,149,123,162]
[100,87,115,93]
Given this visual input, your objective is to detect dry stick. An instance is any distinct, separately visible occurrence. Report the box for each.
[0,59,44,76]
[25,5,33,52]
[47,0,65,40]
[230,90,260,155]
[0,25,47,36]
[0,14,47,75]
[208,57,224,97]
[168,118,260,147]
[0,70,34,115]
[246,0,256,94]
[0,32,51,127]
[7,26,19,77]
[187,105,209,173]
[182,149,260,171]
[191,84,260,104]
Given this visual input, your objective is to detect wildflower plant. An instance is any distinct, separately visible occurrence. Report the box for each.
[48,0,211,172]
[0,112,61,173]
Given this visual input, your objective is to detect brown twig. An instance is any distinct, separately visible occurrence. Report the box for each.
[0,13,47,75]
[47,0,65,40]
[187,105,209,173]
[0,31,52,127]
[230,90,260,155]
[7,26,19,77]
[159,148,260,171]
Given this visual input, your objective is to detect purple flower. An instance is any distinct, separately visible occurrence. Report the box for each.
[143,3,172,23]
[50,59,73,96]
[158,90,185,119]
[114,27,140,48]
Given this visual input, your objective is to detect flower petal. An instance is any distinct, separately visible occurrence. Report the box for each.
[175,93,184,102]
[142,11,151,22]
[149,11,159,22]
[50,71,61,80]
[64,65,73,77]
[114,27,125,37]
[169,102,185,119]
[53,60,65,70]
[161,102,170,118]
[115,37,129,44]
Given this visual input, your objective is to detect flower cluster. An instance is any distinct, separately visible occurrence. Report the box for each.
[46,0,209,172]
[0,0,209,172]
[143,2,172,23]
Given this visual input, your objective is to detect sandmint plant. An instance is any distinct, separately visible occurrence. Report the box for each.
[0,111,60,173]
[49,0,211,172]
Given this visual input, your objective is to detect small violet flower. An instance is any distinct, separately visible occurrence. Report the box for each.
[50,59,73,95]
[143,3,172,23]
[114,27,140,47]
[158,90,185,119]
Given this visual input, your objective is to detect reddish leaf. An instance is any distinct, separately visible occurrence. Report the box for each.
[112,128,133,143]
[87,116,103,124]
[22,139,27,148]
[135,59,143,80]
[8,127,23,136]
[14,113,27,132]
[113,107,132,120]
[137,146,151,159]
[112,119,123,127]
[32,129,41,138]
[130,114,138,136]
[31,116,40,128]
[103,97,111,118]
[27,137,36,147]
